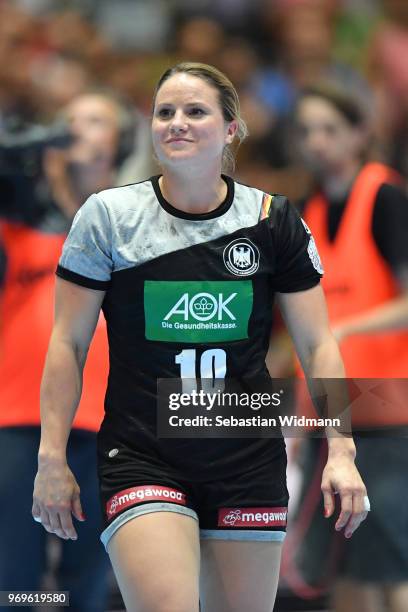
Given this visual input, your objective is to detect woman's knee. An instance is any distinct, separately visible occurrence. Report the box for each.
[121,589,199,612]
[112,553,200,612]
[200,539,282,612]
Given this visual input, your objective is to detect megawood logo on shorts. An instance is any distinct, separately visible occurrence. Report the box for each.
[219,507,288,527]
[144,280,253,342]
[106,485,187,519]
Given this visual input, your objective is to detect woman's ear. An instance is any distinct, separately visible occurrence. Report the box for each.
[225,119,238,145]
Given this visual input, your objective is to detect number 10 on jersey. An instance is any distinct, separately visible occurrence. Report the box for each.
[175,348,226,393]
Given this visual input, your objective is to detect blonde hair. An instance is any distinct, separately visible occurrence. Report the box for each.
[153,62,248,173]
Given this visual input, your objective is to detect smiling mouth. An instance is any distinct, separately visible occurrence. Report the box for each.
[166,138,192,143]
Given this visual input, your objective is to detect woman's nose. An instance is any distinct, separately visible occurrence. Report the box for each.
[169,110,188,133]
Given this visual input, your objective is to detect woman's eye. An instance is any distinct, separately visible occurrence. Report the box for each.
[188,108,205,117]
[157,108,172,118]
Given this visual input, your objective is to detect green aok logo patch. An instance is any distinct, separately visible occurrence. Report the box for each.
[144,280,253,342]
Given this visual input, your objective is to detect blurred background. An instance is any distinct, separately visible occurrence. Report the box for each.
[1,0,408,611]
[2,0,408,197]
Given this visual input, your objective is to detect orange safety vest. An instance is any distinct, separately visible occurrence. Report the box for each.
[301,162,408,426]
[0,221,108,431]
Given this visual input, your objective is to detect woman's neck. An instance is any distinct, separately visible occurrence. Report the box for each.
[159,168,227,214]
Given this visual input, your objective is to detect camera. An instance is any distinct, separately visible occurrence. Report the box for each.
[0,121,73,223]
[0,120,73,167]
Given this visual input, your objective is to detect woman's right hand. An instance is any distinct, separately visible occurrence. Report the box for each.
[32,459,85,540]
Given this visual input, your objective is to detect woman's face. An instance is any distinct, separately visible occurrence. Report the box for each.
[152,73,236,171]
[296,96,365,176]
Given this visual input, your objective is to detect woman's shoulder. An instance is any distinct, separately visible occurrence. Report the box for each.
[86,177,160,226]
[232,178,290,222]
[97,176,155,207]
[233,177,288,202]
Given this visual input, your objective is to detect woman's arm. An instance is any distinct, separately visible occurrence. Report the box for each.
[277,284,368,538]
[32,277,106,540]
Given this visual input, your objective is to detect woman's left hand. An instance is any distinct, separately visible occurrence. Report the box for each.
[321,451,369,538]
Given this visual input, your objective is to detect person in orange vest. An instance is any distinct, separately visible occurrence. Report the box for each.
[284,85,408,612]
[0,91,138,610]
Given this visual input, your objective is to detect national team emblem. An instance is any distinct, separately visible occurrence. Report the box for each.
[223,238,260,276]
[234,247,251,268]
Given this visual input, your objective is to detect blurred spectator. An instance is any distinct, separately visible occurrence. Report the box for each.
[44,10,111,63]
[258,0,370,108]
[230,0,373,199]
[31,55,91,119]
[95,0,171,52]
[44,91,142,211]
[171,0,264,33]
[217,37,277,163]
[366,0,408,177]
[282,84,408,612]
[217,35,305,199]
[173,16,226,66]
[0,89,148,610]
[333,0,380,71]
[0,3,39,122]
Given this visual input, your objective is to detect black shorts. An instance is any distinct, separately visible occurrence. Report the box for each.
[97,432,289,551]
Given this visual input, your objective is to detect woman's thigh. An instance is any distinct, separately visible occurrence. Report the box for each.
[107,511,200,612]
[200,539,283,612]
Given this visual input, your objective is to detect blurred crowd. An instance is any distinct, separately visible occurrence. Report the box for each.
[1,0,408,611]
[1,0,408,193]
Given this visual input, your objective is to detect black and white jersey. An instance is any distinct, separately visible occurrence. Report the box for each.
[56,175,322,478]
